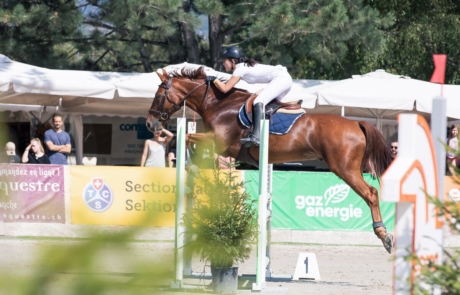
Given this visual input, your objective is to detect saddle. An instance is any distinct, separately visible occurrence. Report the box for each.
[245,89,305,119]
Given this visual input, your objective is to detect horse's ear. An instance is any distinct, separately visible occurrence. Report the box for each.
[156,69,169,83]
[156,71,165,81]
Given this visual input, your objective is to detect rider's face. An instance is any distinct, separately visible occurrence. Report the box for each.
[223,58,233,72]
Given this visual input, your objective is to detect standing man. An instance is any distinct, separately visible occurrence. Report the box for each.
[390,141,398,160]
[44,114,71,165]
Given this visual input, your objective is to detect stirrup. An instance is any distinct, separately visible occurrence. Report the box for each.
[240,135,260,147]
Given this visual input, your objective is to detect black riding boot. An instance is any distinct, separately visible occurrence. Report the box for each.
[240,102,264,147]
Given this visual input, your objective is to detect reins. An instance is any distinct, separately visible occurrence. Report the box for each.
[148,76,212,121]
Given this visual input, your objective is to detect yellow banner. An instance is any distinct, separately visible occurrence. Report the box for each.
[70,166,241,227]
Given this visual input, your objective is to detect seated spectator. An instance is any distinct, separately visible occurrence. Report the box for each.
[22,138,50,164]
[0,142,21,163]
[389,141,398,160]
[44,114,71,165]
[447,124,459,175]
[167,138,177,168]
[141,128,174,167]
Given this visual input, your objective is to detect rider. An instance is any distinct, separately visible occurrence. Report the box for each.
[205,46,293,147]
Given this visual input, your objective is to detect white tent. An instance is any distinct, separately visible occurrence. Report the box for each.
[311,70,460,130]
[0,55,328,164]
[0,55,324,116]
[1,54,459,164]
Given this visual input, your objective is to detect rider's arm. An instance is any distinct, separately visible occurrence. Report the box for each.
[214,76,241,93]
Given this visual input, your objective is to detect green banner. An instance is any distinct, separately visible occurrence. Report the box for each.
[245,171,395,232]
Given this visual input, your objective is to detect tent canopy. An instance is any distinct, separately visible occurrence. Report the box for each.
[1,54,459,120]
[314,70,460,120]
[0,55,326,117]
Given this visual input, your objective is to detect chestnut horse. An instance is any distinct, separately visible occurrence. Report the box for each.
[146,67,394,254]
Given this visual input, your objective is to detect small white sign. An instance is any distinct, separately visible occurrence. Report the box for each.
[188,122,196,134]
[292,253,320,281]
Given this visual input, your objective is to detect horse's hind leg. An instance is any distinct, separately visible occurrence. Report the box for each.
[330,166,394,254]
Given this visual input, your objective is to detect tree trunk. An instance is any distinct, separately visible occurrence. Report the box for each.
[181,1,200,64]
[136,35,152,72]
[209,15,224,70]
[167,23,186,63]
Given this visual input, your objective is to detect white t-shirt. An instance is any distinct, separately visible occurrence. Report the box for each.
[447,137,458,159]
[232,63,287,84]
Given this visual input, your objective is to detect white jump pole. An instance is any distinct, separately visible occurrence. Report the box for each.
[184,121,196,277]
[171,117,186,288]
[266,163,273,278]
[431,96,446,202]
[253,118,269,291]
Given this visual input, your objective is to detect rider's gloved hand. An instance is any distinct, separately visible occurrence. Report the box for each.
[205,76,217,83]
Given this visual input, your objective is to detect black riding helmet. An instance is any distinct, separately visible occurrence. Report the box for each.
[222,46,244,63]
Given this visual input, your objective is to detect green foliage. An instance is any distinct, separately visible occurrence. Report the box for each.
[233,0,394,79]
[0,228,171,294]
[364,0,460,84]
[0,0,198,71]
[4,0,457,82]
[181,164,259,268]
[0,0,392,77]
[0,0,84,68]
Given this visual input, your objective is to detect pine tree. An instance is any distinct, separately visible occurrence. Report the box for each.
[0,0,202,72]
[240,0,393,79]
[0,0,84,68]
[363,0,460,83]
[1,0,393,78]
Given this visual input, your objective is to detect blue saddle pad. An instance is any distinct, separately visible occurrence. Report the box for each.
[238,105,304,135]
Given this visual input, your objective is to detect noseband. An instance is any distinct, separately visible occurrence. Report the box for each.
[148,76,211,121]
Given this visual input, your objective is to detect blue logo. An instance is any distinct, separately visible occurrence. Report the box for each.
[118,118,154,140]
[82,178,114,212]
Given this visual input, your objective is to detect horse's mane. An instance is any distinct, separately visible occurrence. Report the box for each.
[166,66,250,94]
[167,66,207,80]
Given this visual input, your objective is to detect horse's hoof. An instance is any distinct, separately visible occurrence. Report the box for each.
[383,233,394,254]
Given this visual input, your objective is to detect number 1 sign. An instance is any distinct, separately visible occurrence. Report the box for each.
[381,114,444,295]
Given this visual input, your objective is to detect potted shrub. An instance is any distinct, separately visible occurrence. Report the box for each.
[181,163,259,294]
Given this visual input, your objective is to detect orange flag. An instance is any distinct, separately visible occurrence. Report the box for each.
[430,54,446,84]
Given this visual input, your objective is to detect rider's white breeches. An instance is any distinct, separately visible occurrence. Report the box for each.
[254,72,293,106]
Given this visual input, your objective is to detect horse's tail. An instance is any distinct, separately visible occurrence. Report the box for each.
[358,121,393,178]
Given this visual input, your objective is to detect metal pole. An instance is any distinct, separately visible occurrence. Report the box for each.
[172,117,186,288]
[431,96,446,202]
[184,121,196,276]
[265,164,273,278]
[253,118,269,291]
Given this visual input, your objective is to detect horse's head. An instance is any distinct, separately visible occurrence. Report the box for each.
[146,67,208,133]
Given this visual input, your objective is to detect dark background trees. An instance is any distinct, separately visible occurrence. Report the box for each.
[363,0,460,84]
[1,0,458,82]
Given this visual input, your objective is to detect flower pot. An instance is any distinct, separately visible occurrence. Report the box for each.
[211,266,238,294]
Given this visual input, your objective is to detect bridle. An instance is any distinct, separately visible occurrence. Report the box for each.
[148,76,212,121]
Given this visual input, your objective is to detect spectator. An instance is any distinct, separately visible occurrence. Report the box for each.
[214,154,235,170]
[22,138,50,164]
[0,142,21,163]
[389,141,398,160]
[447,124,459,175]
[141,128,174,167]
[168,138,176,168]
[44,114,71,165]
